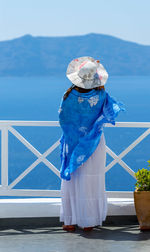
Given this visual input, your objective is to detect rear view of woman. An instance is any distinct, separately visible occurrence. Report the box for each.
[58,56,125,231]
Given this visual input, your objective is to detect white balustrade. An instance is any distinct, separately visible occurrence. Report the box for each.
[0,120,150,198]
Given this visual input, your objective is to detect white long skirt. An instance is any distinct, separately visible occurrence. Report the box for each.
[59,132,108,228]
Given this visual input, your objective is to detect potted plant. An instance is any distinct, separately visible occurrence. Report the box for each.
[134,160,150,231]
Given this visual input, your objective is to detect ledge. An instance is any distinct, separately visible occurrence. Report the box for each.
[0,197,136,218]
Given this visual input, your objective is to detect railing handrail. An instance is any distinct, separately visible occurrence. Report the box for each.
[0,120,150,127]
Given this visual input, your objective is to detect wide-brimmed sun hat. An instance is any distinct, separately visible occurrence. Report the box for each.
[66,56,108,89]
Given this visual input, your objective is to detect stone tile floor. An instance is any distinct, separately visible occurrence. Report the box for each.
[0,225,149,252]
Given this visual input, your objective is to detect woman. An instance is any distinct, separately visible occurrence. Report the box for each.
[58,56,125,231]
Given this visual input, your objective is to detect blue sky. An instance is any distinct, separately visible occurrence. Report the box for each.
[0,0,150,45]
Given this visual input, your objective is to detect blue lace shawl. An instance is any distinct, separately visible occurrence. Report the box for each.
[58,88,125,181]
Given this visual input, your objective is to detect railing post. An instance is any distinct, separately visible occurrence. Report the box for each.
[1,126,9,188]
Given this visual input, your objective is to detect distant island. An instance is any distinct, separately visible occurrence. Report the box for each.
[0,33,150,77]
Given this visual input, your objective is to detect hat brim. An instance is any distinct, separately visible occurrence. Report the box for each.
[66,56,108,89]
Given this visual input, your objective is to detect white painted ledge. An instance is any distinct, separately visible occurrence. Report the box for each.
[107,198,136,215]
[0,197,136,218]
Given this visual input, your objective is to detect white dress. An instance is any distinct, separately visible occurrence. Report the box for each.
[59,132,108,228]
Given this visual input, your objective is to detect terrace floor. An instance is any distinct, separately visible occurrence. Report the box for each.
[0,223,149,252]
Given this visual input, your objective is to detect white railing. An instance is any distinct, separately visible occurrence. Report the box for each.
[0,120,150,198]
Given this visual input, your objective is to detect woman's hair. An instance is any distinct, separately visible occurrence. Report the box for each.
[63,84,105,101]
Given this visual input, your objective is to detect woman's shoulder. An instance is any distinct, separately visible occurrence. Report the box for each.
[70,87,106,98]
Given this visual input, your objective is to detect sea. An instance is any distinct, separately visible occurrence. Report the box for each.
[0,75,150,198]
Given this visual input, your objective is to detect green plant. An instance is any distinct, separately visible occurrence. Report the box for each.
[135,160,150,191]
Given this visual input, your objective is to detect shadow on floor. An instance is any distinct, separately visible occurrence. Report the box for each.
[0,225,149,241]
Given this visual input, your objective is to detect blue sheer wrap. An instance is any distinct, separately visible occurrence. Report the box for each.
[58,88,125,181]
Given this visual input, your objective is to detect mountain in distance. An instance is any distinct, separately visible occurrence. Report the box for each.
[0,33,150,77]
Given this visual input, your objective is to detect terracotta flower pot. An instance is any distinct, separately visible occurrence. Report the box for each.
[134,190,150,230]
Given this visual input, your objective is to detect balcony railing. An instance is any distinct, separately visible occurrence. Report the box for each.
[0,120,150,199]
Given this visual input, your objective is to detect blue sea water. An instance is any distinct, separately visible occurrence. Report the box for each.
[0,75,150,198]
